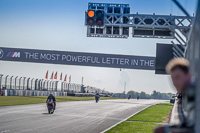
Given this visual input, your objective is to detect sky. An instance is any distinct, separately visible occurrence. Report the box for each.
[0,0,198,94]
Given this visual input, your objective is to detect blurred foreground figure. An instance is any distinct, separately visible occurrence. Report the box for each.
[166,58,192,104]
[154,58,195,133]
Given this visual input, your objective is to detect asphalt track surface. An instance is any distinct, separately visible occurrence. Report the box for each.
[0,99,166,133]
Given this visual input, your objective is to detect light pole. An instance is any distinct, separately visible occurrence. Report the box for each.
[23,77,26,90]
[19,77,22,90]
[67,83,70,92]
[31,78,34,90]
[0,74,3,94]
[41,79,44,90]
[37,79,40,90]
[124,82,126,98]
[35,79,38,90]
[61,82,63,92]
[64,82,67,92]
[15,76,18,89]
[43,80,46,90]
[10,76,14,89]
[82,77,84,85]
[27,78,30,90]
[49,81,53,91]
[55,81,58,91]
[74,84,76,93]
[47,80,49,90]
[5,75,9,89]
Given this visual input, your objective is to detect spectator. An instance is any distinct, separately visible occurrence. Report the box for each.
[154,58,194,133]
[165,58,191,104]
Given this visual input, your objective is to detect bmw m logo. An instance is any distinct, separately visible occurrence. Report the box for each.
[7,51,20,58]
[0,49,4,58]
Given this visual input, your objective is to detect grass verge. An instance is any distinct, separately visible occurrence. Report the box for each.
[106,122,160,133]
[128,103,172,122]
[0,96,118,106]
[106,103,173,133]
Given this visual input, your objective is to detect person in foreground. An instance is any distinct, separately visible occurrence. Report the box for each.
[154,58,195,133]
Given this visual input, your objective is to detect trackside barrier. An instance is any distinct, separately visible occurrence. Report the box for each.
[2,89,67,96]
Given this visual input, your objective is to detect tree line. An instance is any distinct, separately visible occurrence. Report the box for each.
[112,90,174,100]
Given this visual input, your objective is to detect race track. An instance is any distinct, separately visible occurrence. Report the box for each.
[0,99,166,133]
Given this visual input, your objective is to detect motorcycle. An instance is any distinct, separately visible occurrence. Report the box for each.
[47,99,54,114]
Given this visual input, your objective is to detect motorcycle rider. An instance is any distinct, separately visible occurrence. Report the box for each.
[46,94,56,110]
[137,96,139,100]
[95,93,100,103]
[128,95,131,100]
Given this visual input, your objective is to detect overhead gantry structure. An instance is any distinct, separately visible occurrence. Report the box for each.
[85,2,194,58]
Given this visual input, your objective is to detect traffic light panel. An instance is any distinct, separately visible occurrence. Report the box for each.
[86,3,130,38]
[95,10,104,26]
[86,10,104,26]
[86,10,95,26]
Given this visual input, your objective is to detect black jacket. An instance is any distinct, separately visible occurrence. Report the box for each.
[46,95,56,102]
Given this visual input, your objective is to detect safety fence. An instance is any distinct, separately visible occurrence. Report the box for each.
[0,75,58,91]
[0,74,111,96]
[2,90,67,96]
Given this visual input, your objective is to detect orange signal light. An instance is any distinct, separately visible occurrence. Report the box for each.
[87,10,95,17]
